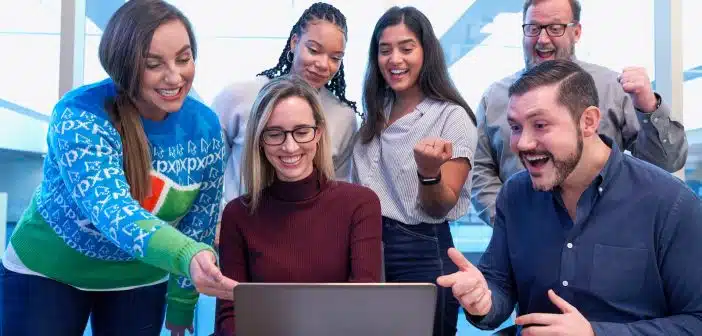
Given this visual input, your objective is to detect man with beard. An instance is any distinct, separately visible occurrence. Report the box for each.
[470,0,689,226]
[436,59,702,335]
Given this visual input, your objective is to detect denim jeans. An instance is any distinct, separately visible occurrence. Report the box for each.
[0,264,167,336]
[382,217,460,336]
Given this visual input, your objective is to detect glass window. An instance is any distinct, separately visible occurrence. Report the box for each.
[0,0,61,153]
[682,0,702,195]
[83,0,386,107]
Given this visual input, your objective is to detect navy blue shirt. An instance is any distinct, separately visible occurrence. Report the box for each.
[471,136,702,335]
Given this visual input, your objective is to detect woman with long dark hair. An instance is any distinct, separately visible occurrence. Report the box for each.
[0,1,235,335]
[353,6,478,336]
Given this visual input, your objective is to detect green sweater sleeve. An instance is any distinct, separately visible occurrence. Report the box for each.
[140,223,215,326]
[140,223,213,277]
[166,277,201,327]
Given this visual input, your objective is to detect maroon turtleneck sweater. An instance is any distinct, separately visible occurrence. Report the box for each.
[214,169,383,335]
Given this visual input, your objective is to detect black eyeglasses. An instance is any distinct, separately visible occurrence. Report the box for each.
[522,23,576,37]
[261,126,318,145]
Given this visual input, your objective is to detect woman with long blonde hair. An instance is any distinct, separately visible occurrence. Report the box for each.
[215,75,382,335]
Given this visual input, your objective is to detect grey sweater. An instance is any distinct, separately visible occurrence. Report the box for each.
[471,60,688,226]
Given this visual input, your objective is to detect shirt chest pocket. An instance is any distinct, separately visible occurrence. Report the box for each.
[590,244,649,302]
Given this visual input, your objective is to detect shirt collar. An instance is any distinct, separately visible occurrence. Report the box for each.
[596,134,622,194]
[551,134,621,195]
[269,167,327,202]
[383,96,432,118]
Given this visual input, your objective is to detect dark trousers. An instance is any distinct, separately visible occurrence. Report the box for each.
[1,264,167,336]
[382,217,460,336]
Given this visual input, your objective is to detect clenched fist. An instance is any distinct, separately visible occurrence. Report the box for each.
[618,67,659,113]
[414,137,453,177]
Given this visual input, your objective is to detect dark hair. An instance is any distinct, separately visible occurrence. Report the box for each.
[508,59,598,122]
[359,6,476,144]
[257,2,358,116]
[99,0,197,202]
[522,0,581,22]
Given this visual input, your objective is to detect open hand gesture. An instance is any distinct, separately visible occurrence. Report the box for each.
[436,248,492,316]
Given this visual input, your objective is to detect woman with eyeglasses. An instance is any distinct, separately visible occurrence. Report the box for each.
[213,75,382,336]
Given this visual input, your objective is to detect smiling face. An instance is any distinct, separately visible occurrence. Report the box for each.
[289,20,346,90]
[138,19,195,120]
[522,0,581,69]
[377,22,424,94]
[261,96,322,182]
[507,83,583,191]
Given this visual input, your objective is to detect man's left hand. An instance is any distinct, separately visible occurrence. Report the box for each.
[515,289,594,336]
[619,66,658,113]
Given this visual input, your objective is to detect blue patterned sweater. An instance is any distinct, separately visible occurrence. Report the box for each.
[9,79,224,326]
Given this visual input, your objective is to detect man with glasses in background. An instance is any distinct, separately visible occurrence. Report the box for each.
[470,0,689,226]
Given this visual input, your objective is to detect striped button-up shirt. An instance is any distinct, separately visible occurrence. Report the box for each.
[353,98,478,225]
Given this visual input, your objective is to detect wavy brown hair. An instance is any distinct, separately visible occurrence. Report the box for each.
[98,0,197,202]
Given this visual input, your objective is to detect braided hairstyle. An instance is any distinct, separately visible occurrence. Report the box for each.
[258,2,360,117]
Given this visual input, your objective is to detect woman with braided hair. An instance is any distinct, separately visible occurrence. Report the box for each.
[212,2,360,216]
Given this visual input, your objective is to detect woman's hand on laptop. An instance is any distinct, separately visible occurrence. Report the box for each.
[190,250,238,300]
[436,248,492,316]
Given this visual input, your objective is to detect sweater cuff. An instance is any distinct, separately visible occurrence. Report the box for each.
[141,222,215,277]
[166,298,196,327]
[166,275,200,326]
[177,241,216,279]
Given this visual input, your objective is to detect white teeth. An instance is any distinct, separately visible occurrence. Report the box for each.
[535,47,555,53]
[281,155,301,164]
[526,155,548,161]
[391,69,408,75]
[157,88,180,96]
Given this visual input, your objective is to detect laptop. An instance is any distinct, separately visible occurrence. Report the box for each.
[233,282,437,336]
